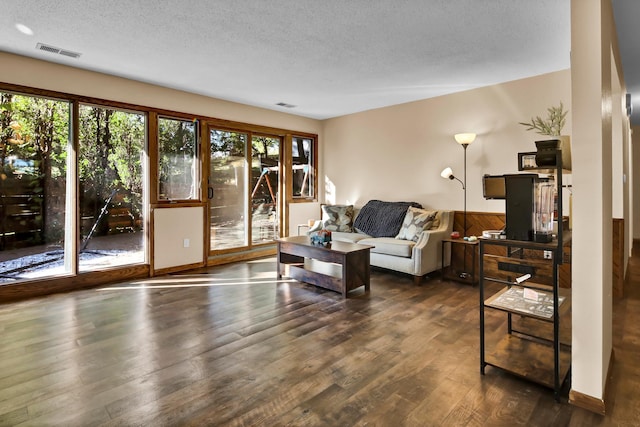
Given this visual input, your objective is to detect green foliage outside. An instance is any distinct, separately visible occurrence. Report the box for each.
[0,91,285,252]
[0,93,69,245]
[0,92,146,249]
[79,106,144,220]
[158,118,196,200]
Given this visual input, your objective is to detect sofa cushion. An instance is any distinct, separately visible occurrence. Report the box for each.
[331,231,371,244]
[396,207,438,242]
[359,237,414,258]
[353,200,422,237]
[320,204,354,232]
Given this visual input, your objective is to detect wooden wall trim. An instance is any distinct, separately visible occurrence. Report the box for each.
[458,212,625,291]
[0,265,150,303]
[207,247,276,266]
[612,218,625,297]
[569,390,606,415]
[452,210,571,285]
[569,349,615,415]
[154,262,206,277]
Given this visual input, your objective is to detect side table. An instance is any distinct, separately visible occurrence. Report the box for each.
[441,238,479,286]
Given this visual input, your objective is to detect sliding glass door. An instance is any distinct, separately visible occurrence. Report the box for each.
[78,105,145,271]
[209,129,248,251]
[208,128,282,252]
[0,92,149,283]
[250,135,280,244]
[0,92,71,282]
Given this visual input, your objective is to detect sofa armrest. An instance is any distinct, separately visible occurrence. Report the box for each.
[411,209,454,275]
[411,228,451,275]
[308,220,323,233]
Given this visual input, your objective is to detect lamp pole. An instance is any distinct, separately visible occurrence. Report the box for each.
[453,132,475,237]
[463,142,468,238]
[445,133,476,281]
[461,142,469,279]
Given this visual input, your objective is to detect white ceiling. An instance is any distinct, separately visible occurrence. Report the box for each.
[1,1,572,120]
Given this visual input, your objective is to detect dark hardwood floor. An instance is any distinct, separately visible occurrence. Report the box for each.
[0,254,638,426]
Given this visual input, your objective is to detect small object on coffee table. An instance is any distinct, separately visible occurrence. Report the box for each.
[309,229,332,246]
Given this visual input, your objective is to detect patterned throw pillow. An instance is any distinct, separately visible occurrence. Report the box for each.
[321,204,354,232]
[395,207,438,241]
[429,210,441,229]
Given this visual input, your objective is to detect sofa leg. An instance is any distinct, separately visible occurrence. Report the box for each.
[414,275,423,286]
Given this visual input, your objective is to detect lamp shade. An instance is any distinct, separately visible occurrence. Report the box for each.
[440,167,453,179]
[454,133,476,145]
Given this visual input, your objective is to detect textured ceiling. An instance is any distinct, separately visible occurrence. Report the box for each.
[1,1,572,120]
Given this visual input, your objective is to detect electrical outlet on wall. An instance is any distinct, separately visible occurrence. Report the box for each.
[543,250,552,259]
[183,238,190,248]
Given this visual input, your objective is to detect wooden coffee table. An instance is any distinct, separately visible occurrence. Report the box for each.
[276,236,372,298]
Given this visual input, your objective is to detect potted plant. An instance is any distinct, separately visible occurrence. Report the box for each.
[519,102,571,170]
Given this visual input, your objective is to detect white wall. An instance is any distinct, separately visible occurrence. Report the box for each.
[570,0,614,404]
[0,52,321,135]
[288,202,321,236]
[153,207,204,270]
[321,70,571,214]
[612,53,624,219]
[633,125,640,240]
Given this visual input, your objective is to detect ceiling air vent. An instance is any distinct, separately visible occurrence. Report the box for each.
[276,102,296,108]
[36,43,81,59]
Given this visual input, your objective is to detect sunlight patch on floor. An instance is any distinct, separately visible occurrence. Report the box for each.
[98,278,296,291]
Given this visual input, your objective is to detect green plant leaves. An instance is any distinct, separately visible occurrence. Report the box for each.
[519,102,567,136]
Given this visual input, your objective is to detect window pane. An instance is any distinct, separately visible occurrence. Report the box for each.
[158,118,198,200]
[78,105,145,271]
[0,92,70,282]
[209,130,248,251]
[251,135,279,243]
[292,136,314,198]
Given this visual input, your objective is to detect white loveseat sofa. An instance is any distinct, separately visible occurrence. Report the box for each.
[310,201,454,284]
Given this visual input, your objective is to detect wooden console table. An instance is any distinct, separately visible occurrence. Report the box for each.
[276,236,372,298]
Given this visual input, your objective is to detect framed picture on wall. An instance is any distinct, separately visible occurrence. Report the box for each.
[518,152,538,171]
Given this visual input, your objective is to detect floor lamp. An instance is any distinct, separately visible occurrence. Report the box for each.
[440,132,476,278]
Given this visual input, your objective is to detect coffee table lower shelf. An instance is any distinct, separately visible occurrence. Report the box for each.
[286,261,347,294]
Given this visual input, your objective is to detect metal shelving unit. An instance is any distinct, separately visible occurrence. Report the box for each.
[479,150,571,401]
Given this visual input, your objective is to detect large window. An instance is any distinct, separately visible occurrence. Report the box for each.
[0,95,148,282]
[0,83,318,296]
[78,105,145,271]
[0,92,70,282]
[158,117,198,200]
[291,136,315,199]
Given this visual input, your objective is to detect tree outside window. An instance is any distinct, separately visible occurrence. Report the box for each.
[158,117,198,200]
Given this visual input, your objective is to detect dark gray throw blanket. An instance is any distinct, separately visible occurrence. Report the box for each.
[353,200,422,238]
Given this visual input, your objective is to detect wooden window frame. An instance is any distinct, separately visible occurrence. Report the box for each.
[155,115,201,204]
[0,81,318,300]
[289,134,318,202]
